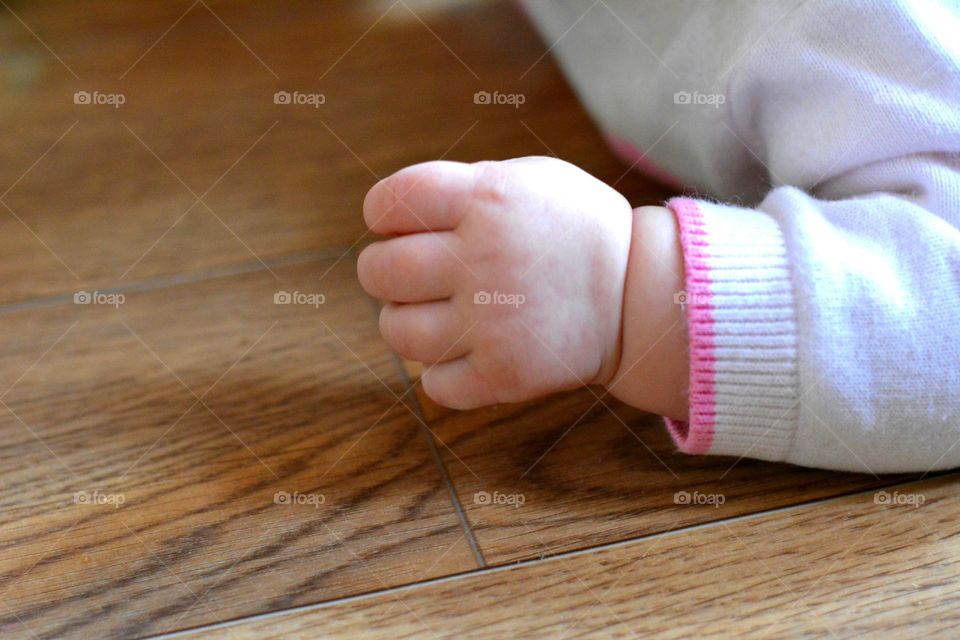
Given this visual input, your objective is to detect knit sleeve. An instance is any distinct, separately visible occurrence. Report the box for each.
[519,0,960,471]
[662,157,960,472]
[658,1,960,472]
[663,196,798,460]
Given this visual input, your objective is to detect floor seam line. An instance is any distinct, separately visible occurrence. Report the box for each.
[398,355,488,568]
[359,288,487,569]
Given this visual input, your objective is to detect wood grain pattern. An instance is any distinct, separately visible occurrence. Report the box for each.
[403,365,911,566]
[0,258,477,638]
[174,474,960,639]
[0,0,670,306]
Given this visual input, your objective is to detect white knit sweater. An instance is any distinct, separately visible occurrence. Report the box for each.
[522,0,960,472]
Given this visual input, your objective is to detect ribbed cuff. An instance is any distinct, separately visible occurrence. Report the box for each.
[664,197,800,461]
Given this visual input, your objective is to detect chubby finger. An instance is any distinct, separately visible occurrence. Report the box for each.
[379,301,472,364]
[420,356,498,410]
[357,231,462,303]
[363,161,475,235]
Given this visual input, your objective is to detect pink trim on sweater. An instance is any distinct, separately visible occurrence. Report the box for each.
[664,198,716,454]
[603,133,687,191]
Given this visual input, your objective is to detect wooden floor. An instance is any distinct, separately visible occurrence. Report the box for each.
[0,1,955,638]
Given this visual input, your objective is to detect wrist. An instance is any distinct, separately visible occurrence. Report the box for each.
[605,205,689,420]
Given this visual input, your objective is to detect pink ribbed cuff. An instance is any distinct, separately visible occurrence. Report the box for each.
[664,197,715,454]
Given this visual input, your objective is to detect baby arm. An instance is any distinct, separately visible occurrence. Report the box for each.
[604,205,689,421]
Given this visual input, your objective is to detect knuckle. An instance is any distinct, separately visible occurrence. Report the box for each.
[470,162,512,207]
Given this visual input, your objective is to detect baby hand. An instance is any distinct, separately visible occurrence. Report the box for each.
[357,157,633,409]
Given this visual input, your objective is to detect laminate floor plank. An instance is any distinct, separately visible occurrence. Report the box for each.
[171,475,960,639]
[0,259,477,639]
[403,362,910,566]
[0,0,670,305]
